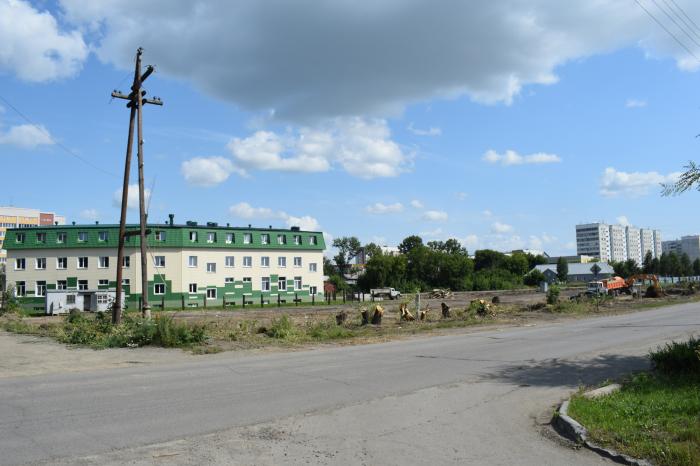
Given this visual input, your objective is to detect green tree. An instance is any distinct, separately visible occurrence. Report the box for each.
[680,253,692,277]
[523,269,546,286]
[692,258,700,276]
[556,257,568,282]
[623,259,640,277]
[474,249,507,271]
[357,253,407,291]
[323,257,337,275]
[590,263,602,279]
[651,257,660,275]
[398,235,424,255]
[332,236,362,276]
[362,242,383,260]
[507,253,530,276]
[662,161,700,195]
[642,251,654,274]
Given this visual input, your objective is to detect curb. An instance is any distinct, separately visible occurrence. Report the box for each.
[552,386,652,466]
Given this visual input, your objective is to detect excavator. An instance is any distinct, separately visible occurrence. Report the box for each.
[586,274,662,297]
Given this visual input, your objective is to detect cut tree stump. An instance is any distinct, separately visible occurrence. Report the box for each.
[360,308,370,325]
[441,302,451,318]
[399,302,415,321]
[371,304,384,325]
[336,310,348,325]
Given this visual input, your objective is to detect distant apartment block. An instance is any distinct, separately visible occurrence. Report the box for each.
[576,222,661,264]
[0,207,65,266]
[662,235,700,262]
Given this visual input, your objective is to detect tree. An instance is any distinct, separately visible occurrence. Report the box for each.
[556,257,568,282]
[623,259,640,277]
[523,269,546,286]
[680,253,692,277]
[474,249,507,271]
[362,242,383,260]
[398,235,423,255]
[332,236,362,276]
[662,161,700,195]
[323,257,337,276]
[693,258,700,276]
[642,251,654,274]
[427,238,467,256]
[590,263,602,279]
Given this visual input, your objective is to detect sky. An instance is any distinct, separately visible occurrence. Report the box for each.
[2,0,700,256]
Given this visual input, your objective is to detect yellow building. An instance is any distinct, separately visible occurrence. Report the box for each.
[0,207,65,267]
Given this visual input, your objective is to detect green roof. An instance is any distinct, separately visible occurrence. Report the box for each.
[3,224,325,251]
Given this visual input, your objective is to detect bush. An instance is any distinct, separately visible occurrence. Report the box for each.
[266,315,298,340]
[650,337,700,374]
[546,285,560,305]
[491,296,500,304]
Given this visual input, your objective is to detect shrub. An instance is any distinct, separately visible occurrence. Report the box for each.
[307,319,353,340]
[650,337,700,374]
[546,285,560,305]
[266,315,298,340]
[491,296,500,304]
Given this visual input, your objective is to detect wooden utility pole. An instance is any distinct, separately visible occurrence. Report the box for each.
[111,47,163,323]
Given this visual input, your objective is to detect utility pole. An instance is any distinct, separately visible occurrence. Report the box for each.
[111,47,163,323]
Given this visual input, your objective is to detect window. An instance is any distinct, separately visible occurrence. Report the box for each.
[15,281,25,297]
[99,256,110,268]
[66,294,76,304]
[243,277,251,283]
[278,276,287,291]
[98,279,109,287]
[78,257,88,269]
[261,233,270,245]
[294,277,302,290]
[189,283,198,294]
[310,286,317,295]
[153,256,165,267]
[309,236,318,245]
[123,256,130,268]
[278,256,286,267]
[277,234,287,245]
[78,232,88,242]
[294,256,302,267]
[57,257,67,269]
[189,231,198,242]
[226,233,234,244]
[35,258,46,270]
[36,232,46,243]
[188,256,198,268]
[97,294,110,305]
[243,256,252,267]
[261,256,270,267]
[16,233,25,243]
[309,263,317,272]
[36,281,46,297]
[78,280,88,291]
[57,280,67,290]
[15,258,25,270]
[207,232,216,243]
[243,233,252,244]
[225,277,234,284]
[261,277,270,291]
[225,256,235,267]
[206,288,217,300]
[57,232,67,243]
[155,231,166,241]
[154,283,165,295]
[206,262,216,273]
[293,235,301,245]
[122,279,130,286]
[98,231,108,242]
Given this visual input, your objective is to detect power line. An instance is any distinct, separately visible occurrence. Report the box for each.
[651,0,700,49]
[668,0,700,34]
[0,93,118,178]
[635,0,700,64]
[661,0,700,41]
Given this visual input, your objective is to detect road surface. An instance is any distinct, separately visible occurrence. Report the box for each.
[1,302,698,465]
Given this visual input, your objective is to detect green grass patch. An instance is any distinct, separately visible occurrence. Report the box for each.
[568,338,700,466]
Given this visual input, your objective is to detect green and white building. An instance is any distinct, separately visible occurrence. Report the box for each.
[4,220,326,310]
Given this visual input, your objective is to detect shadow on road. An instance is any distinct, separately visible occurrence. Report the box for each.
[484,354,650,388]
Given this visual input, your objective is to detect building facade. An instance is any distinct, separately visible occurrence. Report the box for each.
[662,235,700,262]
[575,223,611,262]
[608,224,628,262]
[4,223,325,310]
[625,226,642,265]
[0,207,65,266]
[576,223,661,264]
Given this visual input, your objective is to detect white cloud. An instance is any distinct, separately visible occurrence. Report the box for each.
[225,118,409,179]
[0,0,87,82]
[58,1,700,121]
[407,123,441,136]
[80,208,99,221]
[228,202,321,231]
[482,209,493,218]
[366,202,404,214]
[625,99,647,108]
[616,215,631,226]
[112,184,151,210]
[410,199,424,209]
[600,167,680,197]
[462,234,479,250]
[482,149,561,166]
[491,222,513,234]
[420,228,443,238]
[0,124,54,149]
[422,210,448,222]
[455,192,468,201]
[181,156,239,187]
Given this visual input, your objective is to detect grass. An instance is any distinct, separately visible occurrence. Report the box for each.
[568,338,700,466]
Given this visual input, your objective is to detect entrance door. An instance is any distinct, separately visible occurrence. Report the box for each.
[83,293,92,312]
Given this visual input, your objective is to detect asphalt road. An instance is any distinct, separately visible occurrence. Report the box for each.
[2,302,699,465]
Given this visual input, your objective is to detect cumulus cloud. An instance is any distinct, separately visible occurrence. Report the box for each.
[56,1,700,121]
[491,222,513,234]
[410,199,424,209]
[366,202,404,214]
[224,118,409,179]
[616,215,631,226]
[112,184,151,210]
[625,99,647,108]
[455,192,468,201]
[600,167,680,197]
[0,0,87,82]
[80,208,99,221]
[482,209,493,218]
[422,210,448,222]
[0,124,54,149]
[228,202,321,231]
[482,149,561,166]
[407,123,441,136]
[180,156,242,186]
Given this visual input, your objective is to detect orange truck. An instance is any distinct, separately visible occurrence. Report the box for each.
[586,276,627,296]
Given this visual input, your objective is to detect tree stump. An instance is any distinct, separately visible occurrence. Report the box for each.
[399,302,415,321]
[371,304,384,325]
[419,308,429,321]
[360,308,370,325]
[441,302,451,318]
[336,310,348,325]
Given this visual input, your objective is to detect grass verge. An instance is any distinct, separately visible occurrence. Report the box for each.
[568,338,700,466]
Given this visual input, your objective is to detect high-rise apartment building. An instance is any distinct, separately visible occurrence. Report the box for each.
[608,224,628,262]
[662,235,700,262]
[0,207,65,266]
[575,223,611,262]
[576,223,661,264]
[625,226,641,265]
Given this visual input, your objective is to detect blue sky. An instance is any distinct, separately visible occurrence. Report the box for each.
[2,0,700,255]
